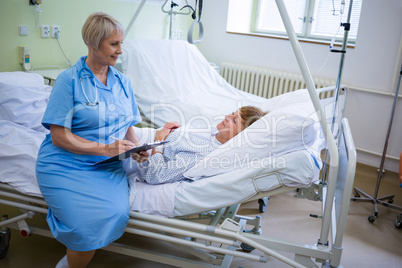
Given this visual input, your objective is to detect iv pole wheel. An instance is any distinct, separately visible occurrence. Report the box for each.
[0,228,11,259]
[352,191,360,199]
[368,215,376,223]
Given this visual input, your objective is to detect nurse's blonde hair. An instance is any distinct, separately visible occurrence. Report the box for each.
[82,12,124,50]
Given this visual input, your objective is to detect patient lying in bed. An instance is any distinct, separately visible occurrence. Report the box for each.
[135,106,267,185]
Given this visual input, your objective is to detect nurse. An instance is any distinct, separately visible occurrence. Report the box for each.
[36,12,147,267]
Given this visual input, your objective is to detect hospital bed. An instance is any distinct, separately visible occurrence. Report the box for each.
[0,40,355,267]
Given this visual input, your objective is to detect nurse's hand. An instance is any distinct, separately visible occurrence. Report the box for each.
[106,140,135,157]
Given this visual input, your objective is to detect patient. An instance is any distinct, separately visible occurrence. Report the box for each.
[136,106,267,184]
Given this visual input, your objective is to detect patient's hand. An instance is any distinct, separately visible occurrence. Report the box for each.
[132,151,149,163]
[155,128,172,141]
[163,121,180,132]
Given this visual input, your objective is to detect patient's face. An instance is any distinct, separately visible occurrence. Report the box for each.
[216,110,244,143]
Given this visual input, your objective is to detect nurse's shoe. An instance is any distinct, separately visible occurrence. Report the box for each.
[55,255,69,268]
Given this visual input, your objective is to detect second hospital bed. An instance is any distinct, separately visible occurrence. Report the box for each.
[0,40,355,267]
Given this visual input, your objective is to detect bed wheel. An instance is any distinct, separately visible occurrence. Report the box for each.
[258,197,269,213]
[395,214,402,229]
[0,228,11,259]
[240,243,255,252]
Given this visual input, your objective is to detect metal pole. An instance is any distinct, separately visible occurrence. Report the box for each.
[275,0,339,247]
[374,65,402,198]
[333,0,353,112]
[169,0,174,39]
[124,0,148,39]
[321,0,353,182]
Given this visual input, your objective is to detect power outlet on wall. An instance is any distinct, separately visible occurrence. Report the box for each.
[41,25,50,38]
[52,25,60,38]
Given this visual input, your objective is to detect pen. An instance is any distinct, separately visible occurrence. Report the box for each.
[111,136,138,149]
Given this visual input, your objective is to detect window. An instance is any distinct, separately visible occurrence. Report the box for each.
[254,0,362,44]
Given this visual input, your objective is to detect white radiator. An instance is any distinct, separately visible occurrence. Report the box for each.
[221,62,336,99]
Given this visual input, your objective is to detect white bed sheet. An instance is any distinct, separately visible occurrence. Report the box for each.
[0,72,51,133]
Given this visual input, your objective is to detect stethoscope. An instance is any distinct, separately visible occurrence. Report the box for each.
[81,77,99,106]
[78,63,128,106]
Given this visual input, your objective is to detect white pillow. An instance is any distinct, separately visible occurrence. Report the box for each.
[121,40,265,127]
[0,72,51,133]
[184,89,324,180]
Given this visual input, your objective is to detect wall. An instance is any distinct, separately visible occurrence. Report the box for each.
[0,0,190,72]
[197,0,402,173]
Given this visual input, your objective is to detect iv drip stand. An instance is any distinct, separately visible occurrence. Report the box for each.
[351,65,402,226]
[320,0,353,184]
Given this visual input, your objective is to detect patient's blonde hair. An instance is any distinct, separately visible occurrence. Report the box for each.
[82,12,124,50]
[239,106,268,128]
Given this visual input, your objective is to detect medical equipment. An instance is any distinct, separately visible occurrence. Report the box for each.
[79,65,100,105]
[80,77,99,106]
[129,0,203,43]
[352,64,402,227]
[186,0,204,44]
[77,58,129,104]
[161,0,204,43]
[161,0,191,40]
[321,0,354,200]
[19,46,31,71]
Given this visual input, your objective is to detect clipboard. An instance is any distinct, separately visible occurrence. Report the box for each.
[94,141,169,165]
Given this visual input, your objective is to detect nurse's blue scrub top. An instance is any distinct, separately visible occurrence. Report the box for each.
[36,56,141,251]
